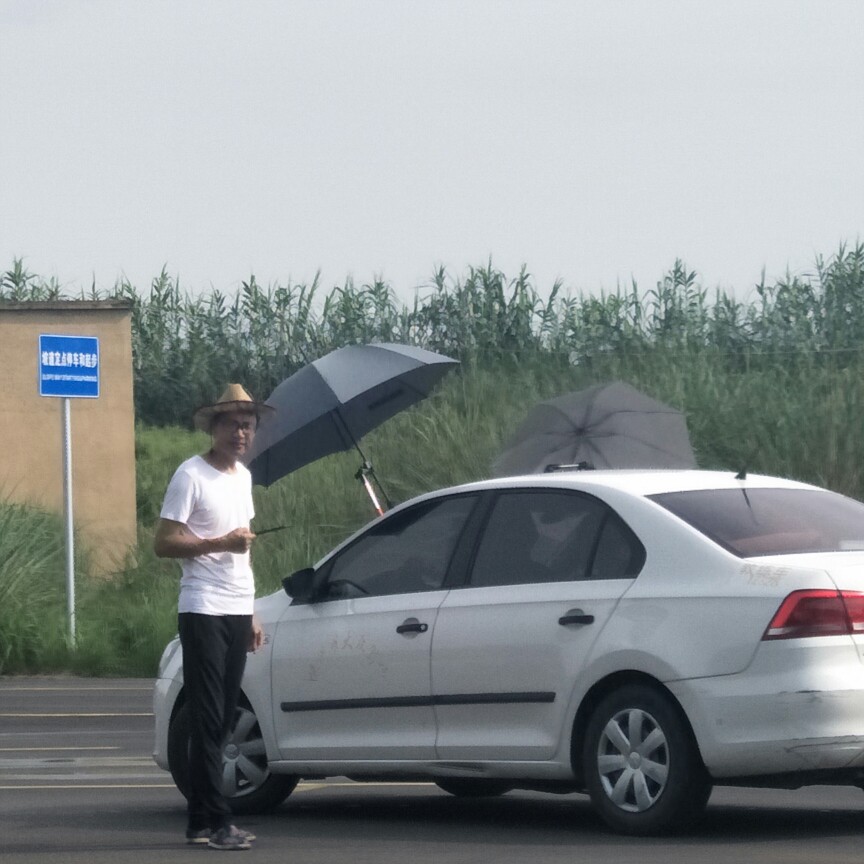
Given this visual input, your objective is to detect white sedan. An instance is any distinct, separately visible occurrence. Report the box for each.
[153,469,864,835]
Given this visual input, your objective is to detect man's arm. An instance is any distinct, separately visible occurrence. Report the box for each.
[153,519,256,558]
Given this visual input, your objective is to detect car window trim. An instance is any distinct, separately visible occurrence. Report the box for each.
[442,490,496,589]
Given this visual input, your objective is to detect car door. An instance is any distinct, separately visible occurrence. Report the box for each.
[431,489,644,761]
[270,494,478,762]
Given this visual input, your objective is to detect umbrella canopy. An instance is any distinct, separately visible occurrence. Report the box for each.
[246,343,458,487]
[492,381,696,477]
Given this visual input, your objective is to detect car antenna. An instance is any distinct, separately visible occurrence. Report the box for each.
[735,468,747,480]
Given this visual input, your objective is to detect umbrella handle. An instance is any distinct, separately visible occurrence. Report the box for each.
[333,411,393,511]
[358,471,384,516]
[355,461,390,515]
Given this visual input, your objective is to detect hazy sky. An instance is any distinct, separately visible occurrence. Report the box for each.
[2,0,862,303]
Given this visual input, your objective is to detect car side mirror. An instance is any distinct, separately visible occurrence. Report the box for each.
[283,567,316,602]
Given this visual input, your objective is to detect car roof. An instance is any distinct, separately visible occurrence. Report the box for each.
[437,469,821,500]
[315,469,828,572]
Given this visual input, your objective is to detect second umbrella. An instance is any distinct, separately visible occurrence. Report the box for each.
[492,380,696,476]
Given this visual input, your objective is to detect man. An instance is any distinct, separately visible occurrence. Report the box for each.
[154,383,273,850]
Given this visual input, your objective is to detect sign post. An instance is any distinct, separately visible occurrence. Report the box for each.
[38,334,100,646]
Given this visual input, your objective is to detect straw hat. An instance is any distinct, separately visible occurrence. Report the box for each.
[193,383,274,432]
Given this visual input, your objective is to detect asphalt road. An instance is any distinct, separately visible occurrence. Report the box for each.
[1,676,863,863]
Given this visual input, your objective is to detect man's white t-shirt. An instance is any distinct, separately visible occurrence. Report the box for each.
[160,455,256,616]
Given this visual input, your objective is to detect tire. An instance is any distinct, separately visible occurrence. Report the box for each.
[434,778,514,798]
[167,698,298,814]
[582,684,711,835]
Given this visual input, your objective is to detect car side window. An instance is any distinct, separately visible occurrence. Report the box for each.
[323,495,477,599]
[590,511,646,580]
[468,490,640,588]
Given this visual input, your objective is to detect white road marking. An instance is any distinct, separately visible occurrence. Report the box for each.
[0,746,120,752]
[0,783,176,789]
[0,686,151,691]
[0,779,437,791]
[0,713,152,717]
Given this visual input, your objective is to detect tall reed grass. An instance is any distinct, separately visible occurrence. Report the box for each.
[0,502,70,671]
[5,242,863,427]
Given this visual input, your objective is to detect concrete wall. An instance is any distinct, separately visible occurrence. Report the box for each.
[0,301,137,574]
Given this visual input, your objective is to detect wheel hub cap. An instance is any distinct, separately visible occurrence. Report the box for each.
[596,706,670,813]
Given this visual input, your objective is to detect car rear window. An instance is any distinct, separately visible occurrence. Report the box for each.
[648,488,864,557]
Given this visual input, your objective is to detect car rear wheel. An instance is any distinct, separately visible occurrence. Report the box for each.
[582,684,711,835]
[167,698,298,814]
[434,779,514,798]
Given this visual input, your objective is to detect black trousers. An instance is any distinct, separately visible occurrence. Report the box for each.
[178,612,252,832]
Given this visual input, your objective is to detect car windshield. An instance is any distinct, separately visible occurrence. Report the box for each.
[648,487,864,557]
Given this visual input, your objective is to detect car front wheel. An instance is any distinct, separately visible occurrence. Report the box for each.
[582,684,711,835]
[167,698,298,814]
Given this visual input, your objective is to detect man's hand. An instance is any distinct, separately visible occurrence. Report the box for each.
[249,616,265,653]
[222,527,256,554]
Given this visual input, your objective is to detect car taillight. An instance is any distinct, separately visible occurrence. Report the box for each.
[762,589,864,640]
[844,592,864,633]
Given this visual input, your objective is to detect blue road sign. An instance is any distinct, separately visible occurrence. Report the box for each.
[39,334,100,398]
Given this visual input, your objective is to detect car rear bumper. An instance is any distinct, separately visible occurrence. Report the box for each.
[668,638,864,778]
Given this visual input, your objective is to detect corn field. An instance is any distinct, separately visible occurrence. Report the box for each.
[2,243,863,427]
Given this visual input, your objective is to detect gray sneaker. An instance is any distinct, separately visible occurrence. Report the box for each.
[208,825,255,850]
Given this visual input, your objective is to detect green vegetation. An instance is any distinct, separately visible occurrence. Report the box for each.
[0,502,72,671]
[4,245,863,427]
[2,243,864,676]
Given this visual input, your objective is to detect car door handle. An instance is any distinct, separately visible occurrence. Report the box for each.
[396,619,429,634]
[559,610,595,626]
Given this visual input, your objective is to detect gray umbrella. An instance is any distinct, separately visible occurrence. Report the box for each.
[246,343,458,506]
[492,381,696,477]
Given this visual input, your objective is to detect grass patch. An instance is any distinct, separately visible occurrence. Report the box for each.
[0,501,70,673]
